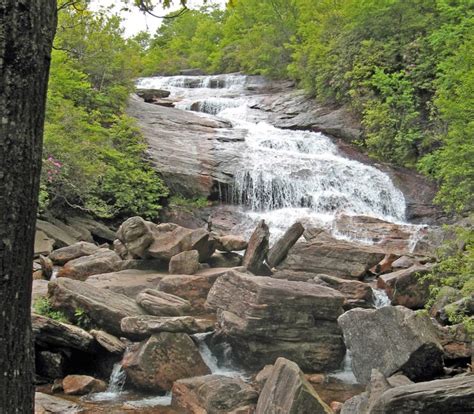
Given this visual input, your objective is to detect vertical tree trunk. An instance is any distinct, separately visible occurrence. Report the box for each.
[0,1,57,412]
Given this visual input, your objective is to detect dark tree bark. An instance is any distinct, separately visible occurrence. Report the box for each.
[0,1,57,412]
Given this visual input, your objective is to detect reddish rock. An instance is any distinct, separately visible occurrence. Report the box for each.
[62,375,107,395]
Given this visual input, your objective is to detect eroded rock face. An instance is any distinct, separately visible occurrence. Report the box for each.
[255,357,333,414]
[278,231,385,279]
[48,278,145,336]
[172,374,258,414]
[136,289,191,316]
[62,375,107,395]
[57,249,122,281]
[49,241,100,265]
[122,332,210,391]
[242,220,270,275]
[169,250,200,275]
[338,306,444,384]
[206,270,345,371]
[377,265,431,309]
[369,375,474,414]
[121,315,214,339]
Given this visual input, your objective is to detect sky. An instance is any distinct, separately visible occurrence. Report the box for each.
[90,0,227,37]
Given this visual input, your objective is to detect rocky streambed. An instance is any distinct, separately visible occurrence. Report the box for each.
[32,74,473,413]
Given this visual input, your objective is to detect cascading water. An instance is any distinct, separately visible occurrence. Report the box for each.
[137,74,408,238]
[372,288,392,308]
[89,363,126,401]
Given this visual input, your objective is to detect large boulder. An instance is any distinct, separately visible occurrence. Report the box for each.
[121,315,214,339]
[278,231,385,279]
[267,222,304,268]
[215,235,248,252]
[35,393,79,414]
[172,374,258,414]
[49,241,100,265]
[36,351,66,379]
[242,220,270,274]
[85,269,165,299]
[48,278,145,336]
[169,250,200,275]
[62,375,107,395]
[377,264,431,309]
[116,216,155,259]
[56,249,122,281]
[434,323,473,360]
[34,230,55,257]
[32,313,94,352]
[90,330,126,354]
[369,375,474,414]
[136,289,191,316]
[36,219,79,248]
[122,332,211,391]
[206,270,345,371]
[158,268,229,313]
[255,357,333,414]
[338,306,444,384]
[313,274,375,310]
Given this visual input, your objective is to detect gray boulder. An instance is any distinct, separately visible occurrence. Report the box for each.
[90,330,126,354]
[48,278,145,336]
[49,241,100,265]
[35,393,79,414]
[338,306,444,384]
[206,270,345,371]
[215,235,248,252]
[136,288,191,316]
[267,222,304,268]
[242,220,270,275]
[34,230,55,257]
[56,249,122,280]
[116,216,155,259]
[255,357,333,414]
[169,249,200,275]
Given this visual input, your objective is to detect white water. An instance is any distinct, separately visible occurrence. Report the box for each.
[329,350,358,384]
[137,74,409,238]
[372,287,392,308]
[89,363,126,402]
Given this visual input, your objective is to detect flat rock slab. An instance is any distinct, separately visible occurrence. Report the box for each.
[34,230,55,257]
[122,332,211,391]
[35,392,79,414]
[49,241,100,265]
[32,313,94,352]
[136,288,191,316]
[256,357,333,414]
[48,278,145,336]
[172,374,258,414]
[267,222,304,268]
[121,315,214,339]
[338,306,444,384]
[85,269,165,298]
[62,375,107,395]
[90,329,126,354]
[206,270,345,371]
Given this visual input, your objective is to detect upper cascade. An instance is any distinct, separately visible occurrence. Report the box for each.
[136,74,408,233]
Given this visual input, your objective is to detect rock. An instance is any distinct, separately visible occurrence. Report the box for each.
[278,231,385,279]
[254,365,274,391]
[57,249,122,281]
[169,250,200,275]
[340,393,369,414]
[429,286,463,321]
[215,235,248,252]
[158,268,229,313]
[116,216,155,259]
[113,238,129,259]
[36,351,66,379]
[90,330,126,354]
[207,252,243,268]
[387,374,413,388]
[206,270,345,371]
[338,306,444,384]
[32,279,49,306]
[369,375,474,414]
[434,323,472,360]
[48,278,145,336]
[267,222,304,268]
[172,374,258,414]
[313,274,375,310]
[255,357,333,414]
[34,230,55,257]
[148,223,214,262]
[376,264,431,309]
[122,332,211,391]
[86,269,165,299]
[36,219,79,248]
[32,313,94,352]
[371,254,398,275]
[49,241,100,265]
[67,215,116,243]
[118,258,168,272]
[391,256,415,269]
[136,88,171,102]
[367,369,392,412]
[136,289,191,316]
[330,401,343,414]
[242,220,270,275]
[38,255,53,280]
[62,375,107,395]
[35,392,79,414]
[439,296,474,325]
[127,94,237,198]
[121,315,214,339]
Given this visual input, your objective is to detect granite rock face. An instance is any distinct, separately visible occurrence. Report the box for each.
[338,306,444,384]
[255,357,333,414]
[206,270,345,371]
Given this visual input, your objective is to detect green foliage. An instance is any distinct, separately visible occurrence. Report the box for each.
[42,4,168,219]
[33,298,69,324]
[169,195,209,211]
[74,307,94,330]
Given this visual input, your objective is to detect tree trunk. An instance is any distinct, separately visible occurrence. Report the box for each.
[0,1,57,412]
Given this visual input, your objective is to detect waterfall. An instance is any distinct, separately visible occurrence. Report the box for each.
[372,288,391,308]
[89,363,126,401]
[329,350,359,384]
